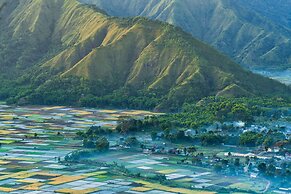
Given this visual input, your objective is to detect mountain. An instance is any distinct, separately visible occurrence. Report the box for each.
[237,0,291,29]
[81,0,291,74]
[0,0,290,111]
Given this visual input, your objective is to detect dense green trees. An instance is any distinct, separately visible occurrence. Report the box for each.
[1,68,290,113]
[116,119,143,134]
[95,137,110,151]
[257,162,280,177]
[83,138,95,148]
[83,136,109,151]
[1,75,162,110]
[239,130,287,148]
[80,88,161,110]
[26,77,86,105]
[125,97,291,131]
[239,132,264,147]
[112,97,289,146]
[124,137,140,147]
[199,133,224,146]
[186,146,197,155]
[77,126,110,151]
[77,126,112,139]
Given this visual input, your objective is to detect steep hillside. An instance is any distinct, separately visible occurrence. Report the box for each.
[0,0,290,111]
[82,0,291,73]
[236,0,291,29]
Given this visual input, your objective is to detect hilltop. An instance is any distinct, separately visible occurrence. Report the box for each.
[0,0,290,111]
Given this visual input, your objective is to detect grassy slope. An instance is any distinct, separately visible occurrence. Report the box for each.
[82,0,291,71]
[0,0,290,109]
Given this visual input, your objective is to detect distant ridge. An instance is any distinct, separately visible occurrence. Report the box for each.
[81,0,291,73]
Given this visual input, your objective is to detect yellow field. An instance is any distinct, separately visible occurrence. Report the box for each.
[83,171,107,177]
[0,115,14,120]
[157,169,177,174]
[135,180,216,194]
[0,187,17,192]
[131,187,153,192]
[41,106,66,110]
[0,130,13,135]
[56,188,99,194]
[20,182,44,190]
[11,171,36,179]
[49,175,85,185]
[98,110,118,113]
[0,160,10,165]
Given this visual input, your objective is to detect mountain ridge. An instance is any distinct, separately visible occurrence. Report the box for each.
[81,0,291,73]
[0,0,290,111]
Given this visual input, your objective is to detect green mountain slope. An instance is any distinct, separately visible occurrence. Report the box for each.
[82,0,291,73]
[0,0,290,111]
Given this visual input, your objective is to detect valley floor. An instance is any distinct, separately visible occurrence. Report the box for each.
[254,69,291,85]
[0,105,289,193]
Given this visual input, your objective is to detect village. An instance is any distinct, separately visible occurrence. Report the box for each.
[0,104,290,193]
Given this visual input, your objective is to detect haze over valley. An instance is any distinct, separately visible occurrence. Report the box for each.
[0,0,290,193]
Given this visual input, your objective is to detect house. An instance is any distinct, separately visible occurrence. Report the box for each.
[185,129,197,137]
[250,172,258,178]
[233,121,245,128]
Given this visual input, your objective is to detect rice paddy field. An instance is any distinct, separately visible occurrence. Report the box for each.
[0,105,270,193]
[86,150,269,193]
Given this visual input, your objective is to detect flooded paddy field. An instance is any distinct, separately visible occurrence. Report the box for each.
[0,105,280,193]
[86,150,269,193]
[0,105,167,193]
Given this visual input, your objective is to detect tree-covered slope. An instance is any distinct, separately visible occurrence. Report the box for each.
[0,0,290,111]
[81,0,291,72]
